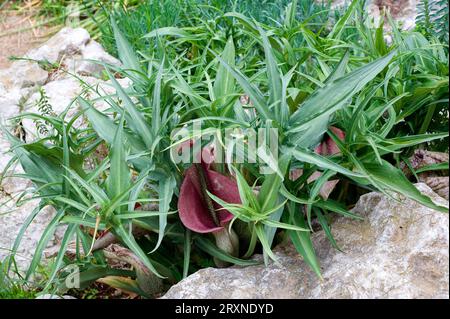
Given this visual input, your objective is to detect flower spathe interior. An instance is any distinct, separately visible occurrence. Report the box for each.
[178,161,241,233]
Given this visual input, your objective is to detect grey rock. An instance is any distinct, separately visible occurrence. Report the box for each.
[163,183,449,299]
[0,61,48,91]
[36,294,76,299]
[0,196,61,270]
[26,27,120,78]
[77,40,121,77]
[0,27,122,128]
[26,27,91,64]
[0,27,120,112]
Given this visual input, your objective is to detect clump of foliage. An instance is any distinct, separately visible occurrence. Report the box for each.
[416,0,449,44]
[94,0,336,57]
[1,0,448,298]
[0,260,38,299]
[3,0,334,48]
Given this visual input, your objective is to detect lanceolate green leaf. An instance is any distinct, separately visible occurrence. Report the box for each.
[144,27,202,40]
[258,154,291,212]
[213,37,236,101]
[111,18,142,72]
[262,196,284,265]
[381,132,449,150]
[364,160,448,213]
[315,200,363,220]
[288,147,363,178]
[284,0,298,28]
[152,57,165,136]
[255,224,279,264]
[195,237,260,266]
[44,224,77,290]
[307,170,337,227]
[289,50,396,127]
[150,174,175,253]
[107,116,131,211]
[7,205,42,271]
[183,229,191,279]
[223,12,259,35]
[415,162,449,174]
[315,209,342,251]
[328,0,358,39]
[97,276,146,297]
[324,50,350,83]
[78,97,147,154]
[258,25,282,121]
[26,211,64,280]
[287,203,322,278]
[262,218,309,232]
[214,51,272,121]
[106,69,154,149]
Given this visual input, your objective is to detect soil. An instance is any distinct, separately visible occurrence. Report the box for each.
[0,2,57,69]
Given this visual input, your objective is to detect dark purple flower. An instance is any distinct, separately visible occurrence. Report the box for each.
[178,146,241,233]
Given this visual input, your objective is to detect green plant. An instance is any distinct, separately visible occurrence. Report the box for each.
[416,0,449,43]
[0,259,39,299]
[2,0,448,298]
[94,0,336,57]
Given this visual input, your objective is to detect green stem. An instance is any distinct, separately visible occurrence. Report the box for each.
[419,104,436,135]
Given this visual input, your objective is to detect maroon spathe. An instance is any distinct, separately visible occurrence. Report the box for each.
[178,146,241,233]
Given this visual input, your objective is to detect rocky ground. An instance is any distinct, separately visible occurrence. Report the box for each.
[163,184,449,299]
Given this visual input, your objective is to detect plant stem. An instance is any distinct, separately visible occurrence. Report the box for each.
[419,104,436,135]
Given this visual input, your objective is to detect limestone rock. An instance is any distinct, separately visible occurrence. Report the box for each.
[0,197,61,270]
[35,294,77,299]
[25,27,120,78]
[26,27,91,64]
[163,183,449,299]
[0,27,120,107]
[77,40,121,77]
[0,61,48,91]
